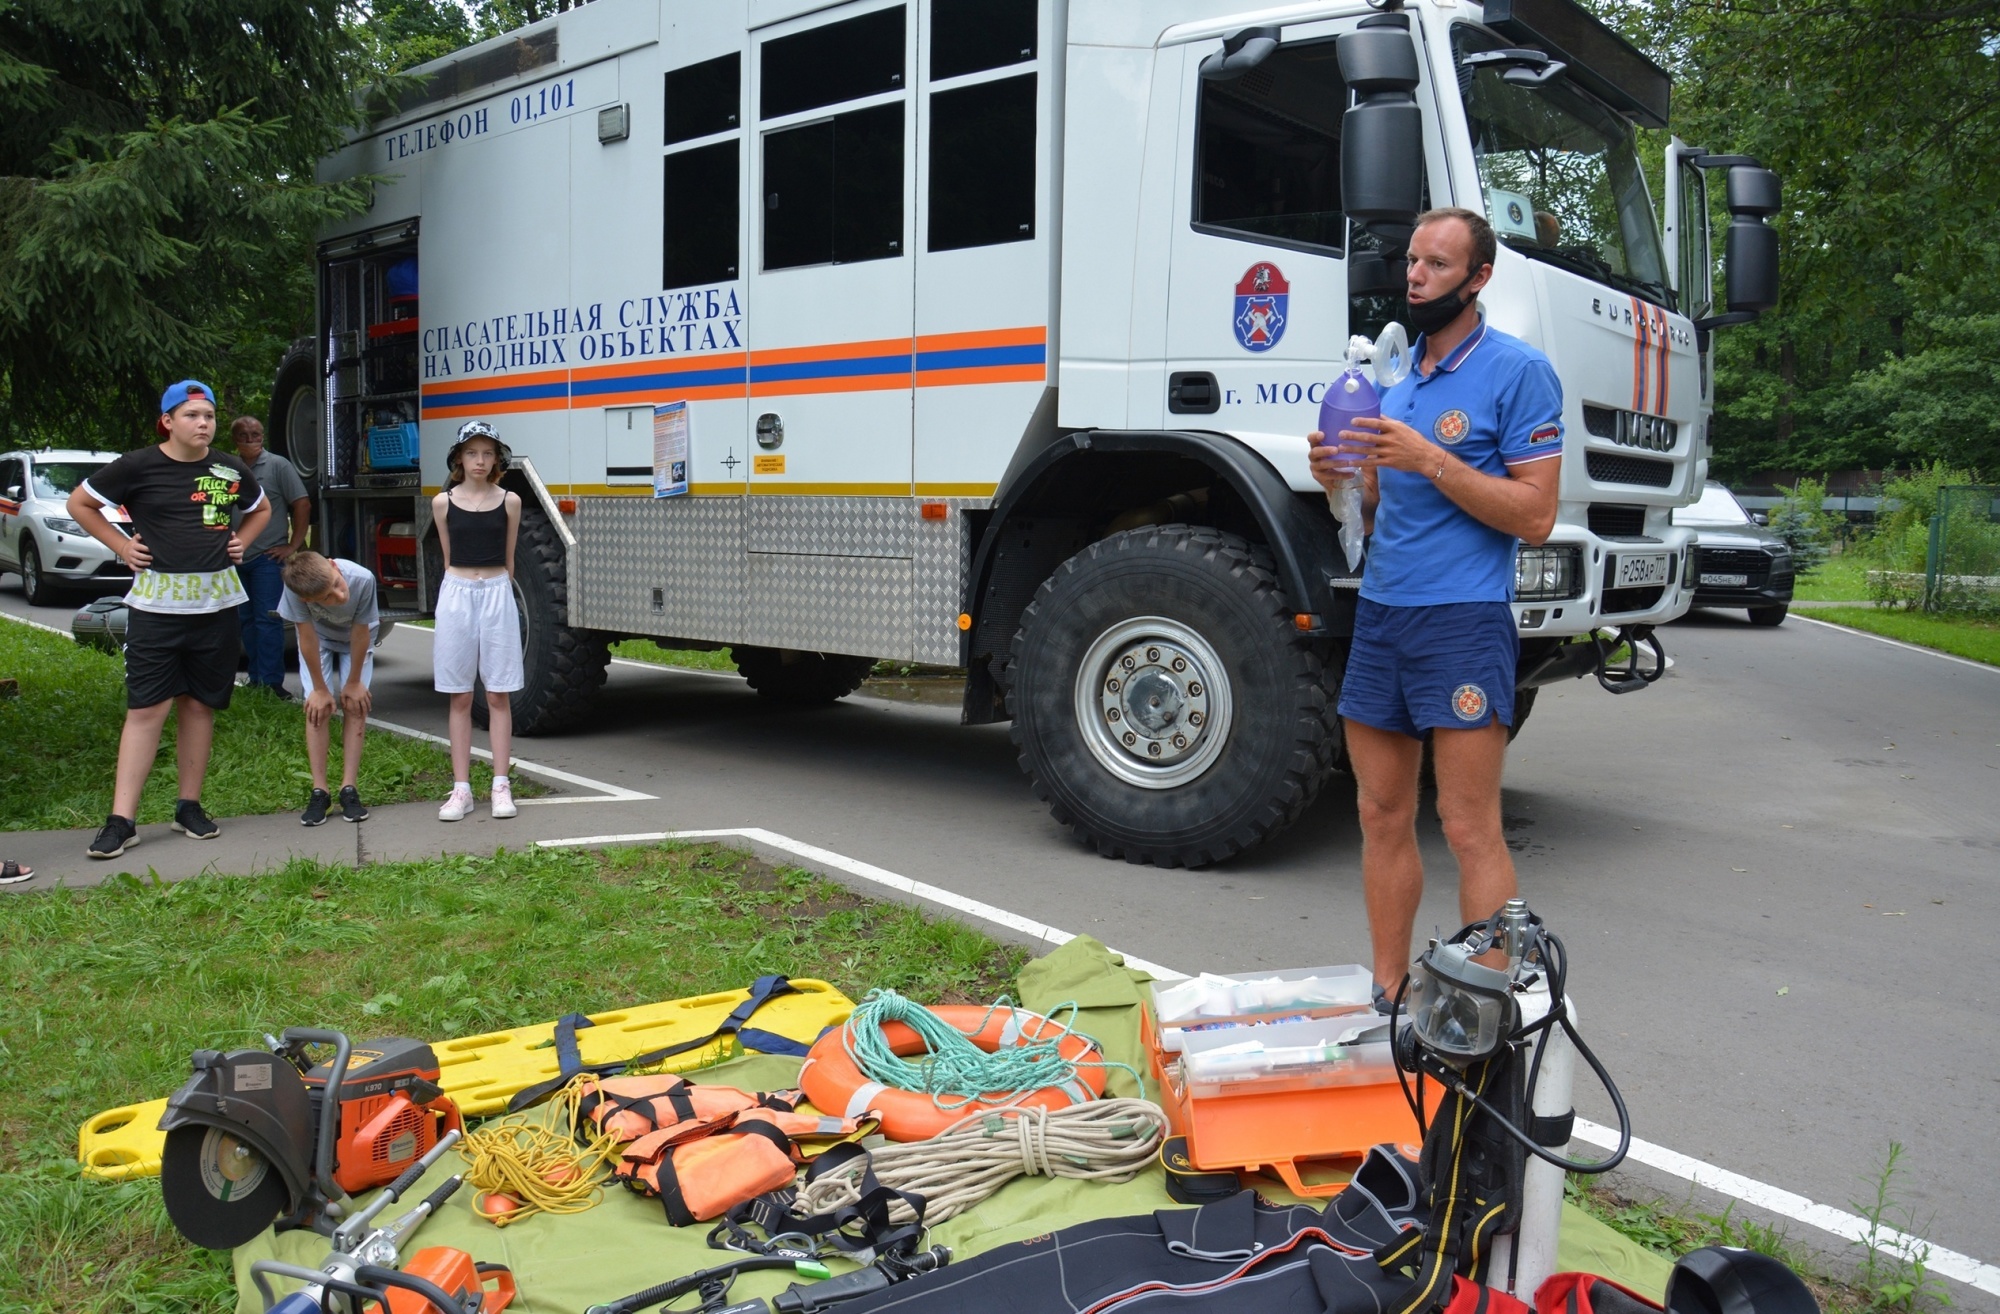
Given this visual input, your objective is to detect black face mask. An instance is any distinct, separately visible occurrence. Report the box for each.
[1406,270,1479,336]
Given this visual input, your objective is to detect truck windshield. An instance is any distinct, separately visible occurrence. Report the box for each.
[1452,26,1670,309]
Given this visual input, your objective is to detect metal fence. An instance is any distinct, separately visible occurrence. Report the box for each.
[1925,485,2000,615]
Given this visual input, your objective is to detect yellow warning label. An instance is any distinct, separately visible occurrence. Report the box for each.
[754,454,786,475]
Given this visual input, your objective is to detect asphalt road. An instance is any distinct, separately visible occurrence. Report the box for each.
[5,578,1996,1296]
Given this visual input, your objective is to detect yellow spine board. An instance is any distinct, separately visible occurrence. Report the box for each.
[76,980,854,1182]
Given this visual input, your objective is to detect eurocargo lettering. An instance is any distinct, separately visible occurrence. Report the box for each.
[271,0,1780,868]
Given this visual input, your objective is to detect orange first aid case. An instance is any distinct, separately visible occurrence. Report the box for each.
[1143,1001,1441,1198]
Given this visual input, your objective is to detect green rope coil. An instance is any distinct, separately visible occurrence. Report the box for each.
[842,990,1140,1113]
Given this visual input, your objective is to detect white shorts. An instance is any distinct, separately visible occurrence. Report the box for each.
[434,574,525,694]
[300,643,374,698]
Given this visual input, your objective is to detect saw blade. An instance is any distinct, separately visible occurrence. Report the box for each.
[160,1124,289,1250]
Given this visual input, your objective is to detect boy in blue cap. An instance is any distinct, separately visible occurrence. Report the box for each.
[67,379,269,858]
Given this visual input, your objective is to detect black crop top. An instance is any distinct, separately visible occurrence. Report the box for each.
[445,496,508,567]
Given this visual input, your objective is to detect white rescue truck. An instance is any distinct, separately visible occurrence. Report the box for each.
[278,0,1779,866]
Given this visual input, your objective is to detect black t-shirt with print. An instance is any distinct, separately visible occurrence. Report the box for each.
[83,446,266,573]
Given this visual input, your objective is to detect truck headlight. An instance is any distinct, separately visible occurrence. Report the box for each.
[1515,545,1582,602]
[1682,543,1699,590]
[42,515,85,536]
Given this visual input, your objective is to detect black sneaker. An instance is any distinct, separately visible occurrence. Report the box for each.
[338,785,370,823]
[301,789,332,827]
[87,814,140,859]
[171,800,220,840]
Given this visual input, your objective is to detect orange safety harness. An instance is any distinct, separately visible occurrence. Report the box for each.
[574,1074,877,1226]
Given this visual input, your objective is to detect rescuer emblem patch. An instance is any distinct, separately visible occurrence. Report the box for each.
[1233,262,1289,352]
[1452,683,1489,722]
[1434,409,1471,445]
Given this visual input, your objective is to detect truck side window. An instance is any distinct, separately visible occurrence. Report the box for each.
[664,141,740,288]
[931,0,1035,80]
[1194,37,1345,254]
[928,73,1035,252]
[666,54,739,145]
[764,103,904,270]
[762,6,905,120]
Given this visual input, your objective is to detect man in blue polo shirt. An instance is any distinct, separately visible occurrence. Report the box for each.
[1308,207,1563,1006]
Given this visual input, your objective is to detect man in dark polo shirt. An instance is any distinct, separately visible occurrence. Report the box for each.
[67,380,269,858]
[1308,207,1564,1005]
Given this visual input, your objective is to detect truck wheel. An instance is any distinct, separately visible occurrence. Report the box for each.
[1748,603,1788,627]
[733,647,876,705]
[471,507,610,735]
[1005,525,1336,868]
[267,341,320,482]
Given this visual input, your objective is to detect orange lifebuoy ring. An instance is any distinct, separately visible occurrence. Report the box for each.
[800,1005,1107,1142]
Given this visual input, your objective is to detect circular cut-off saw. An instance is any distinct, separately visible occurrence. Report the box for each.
[160,1028,462,1250]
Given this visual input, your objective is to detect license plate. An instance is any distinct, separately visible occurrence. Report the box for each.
[1700,573,1748,588]
[1614,553,1671,588]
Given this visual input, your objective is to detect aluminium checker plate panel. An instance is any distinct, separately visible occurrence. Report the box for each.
[572,496,747,640]
[573,494,987,663]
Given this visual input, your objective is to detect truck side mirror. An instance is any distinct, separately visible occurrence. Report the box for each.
[3,485,19,502]
[1722,166,1780,314]
[1338,18,1423,249]
[1694,162,1780,330]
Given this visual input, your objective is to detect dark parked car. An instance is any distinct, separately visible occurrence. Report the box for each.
[1672,482,1795,626]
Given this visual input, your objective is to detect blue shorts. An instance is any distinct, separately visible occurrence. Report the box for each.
[1338,598,1517,737]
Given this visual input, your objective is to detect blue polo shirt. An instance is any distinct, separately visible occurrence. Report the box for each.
[1362,318,1564,606]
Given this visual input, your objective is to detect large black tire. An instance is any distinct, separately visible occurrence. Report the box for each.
[1748,603,1789,627]
[471,506,610,735]
[733,647,876,705]
[1004,525,1337,868]
[266,340,321,483]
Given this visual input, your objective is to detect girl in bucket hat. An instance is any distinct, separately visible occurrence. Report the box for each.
[431,419,523,821]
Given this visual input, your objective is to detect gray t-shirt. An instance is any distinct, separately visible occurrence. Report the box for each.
[246,451,309,554]
[278,558,379,652]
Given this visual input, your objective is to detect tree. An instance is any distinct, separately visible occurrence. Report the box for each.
[1591,1,2000,480]
[0,2,375,447]
[367,0,477,74]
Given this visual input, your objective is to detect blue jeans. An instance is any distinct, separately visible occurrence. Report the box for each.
[237,552,286,689]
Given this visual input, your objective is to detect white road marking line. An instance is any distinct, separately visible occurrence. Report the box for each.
[536,825,1186,981]
[609,656,741,679]
[1570,1121,2000,1297]
[366,718,655,804]
[1793,613,1999,675]
[538,824,2000,1296]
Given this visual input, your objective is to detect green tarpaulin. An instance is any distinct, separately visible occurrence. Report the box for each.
[234,939,1670,1312]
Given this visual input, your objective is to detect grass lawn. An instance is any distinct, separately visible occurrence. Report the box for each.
[0,841,1024,1312]
[1807,606,2000,666]
[609,638,736,670]
[1791,552,1870,602]
[0,619,518,832]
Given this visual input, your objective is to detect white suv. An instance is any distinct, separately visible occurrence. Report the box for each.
[0,449,132,606]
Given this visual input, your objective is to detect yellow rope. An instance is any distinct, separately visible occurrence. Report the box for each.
[456,1077,622,1227]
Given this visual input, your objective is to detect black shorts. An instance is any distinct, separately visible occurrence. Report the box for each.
[124,607,241,710]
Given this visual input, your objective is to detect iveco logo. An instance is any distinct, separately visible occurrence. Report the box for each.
[1616,411,1677,452]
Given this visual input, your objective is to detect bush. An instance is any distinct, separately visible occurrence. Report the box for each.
[1861,463,2000,615]
[1768,477,1835,577]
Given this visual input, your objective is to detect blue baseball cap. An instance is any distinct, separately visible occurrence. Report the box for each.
[159,379,217,415]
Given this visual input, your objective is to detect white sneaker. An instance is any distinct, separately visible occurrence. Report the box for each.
[490,780,518,819]
[438,786,476,822]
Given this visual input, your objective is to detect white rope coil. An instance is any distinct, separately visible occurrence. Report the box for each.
[794,1098,1169,1225]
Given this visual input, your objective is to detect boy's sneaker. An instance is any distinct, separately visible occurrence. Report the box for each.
[87,815,139,859]
[490,780,518,819]
[301,789,332,827]
[438,786,476,822]
[172,800,220,840]
[339,786,370,823]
